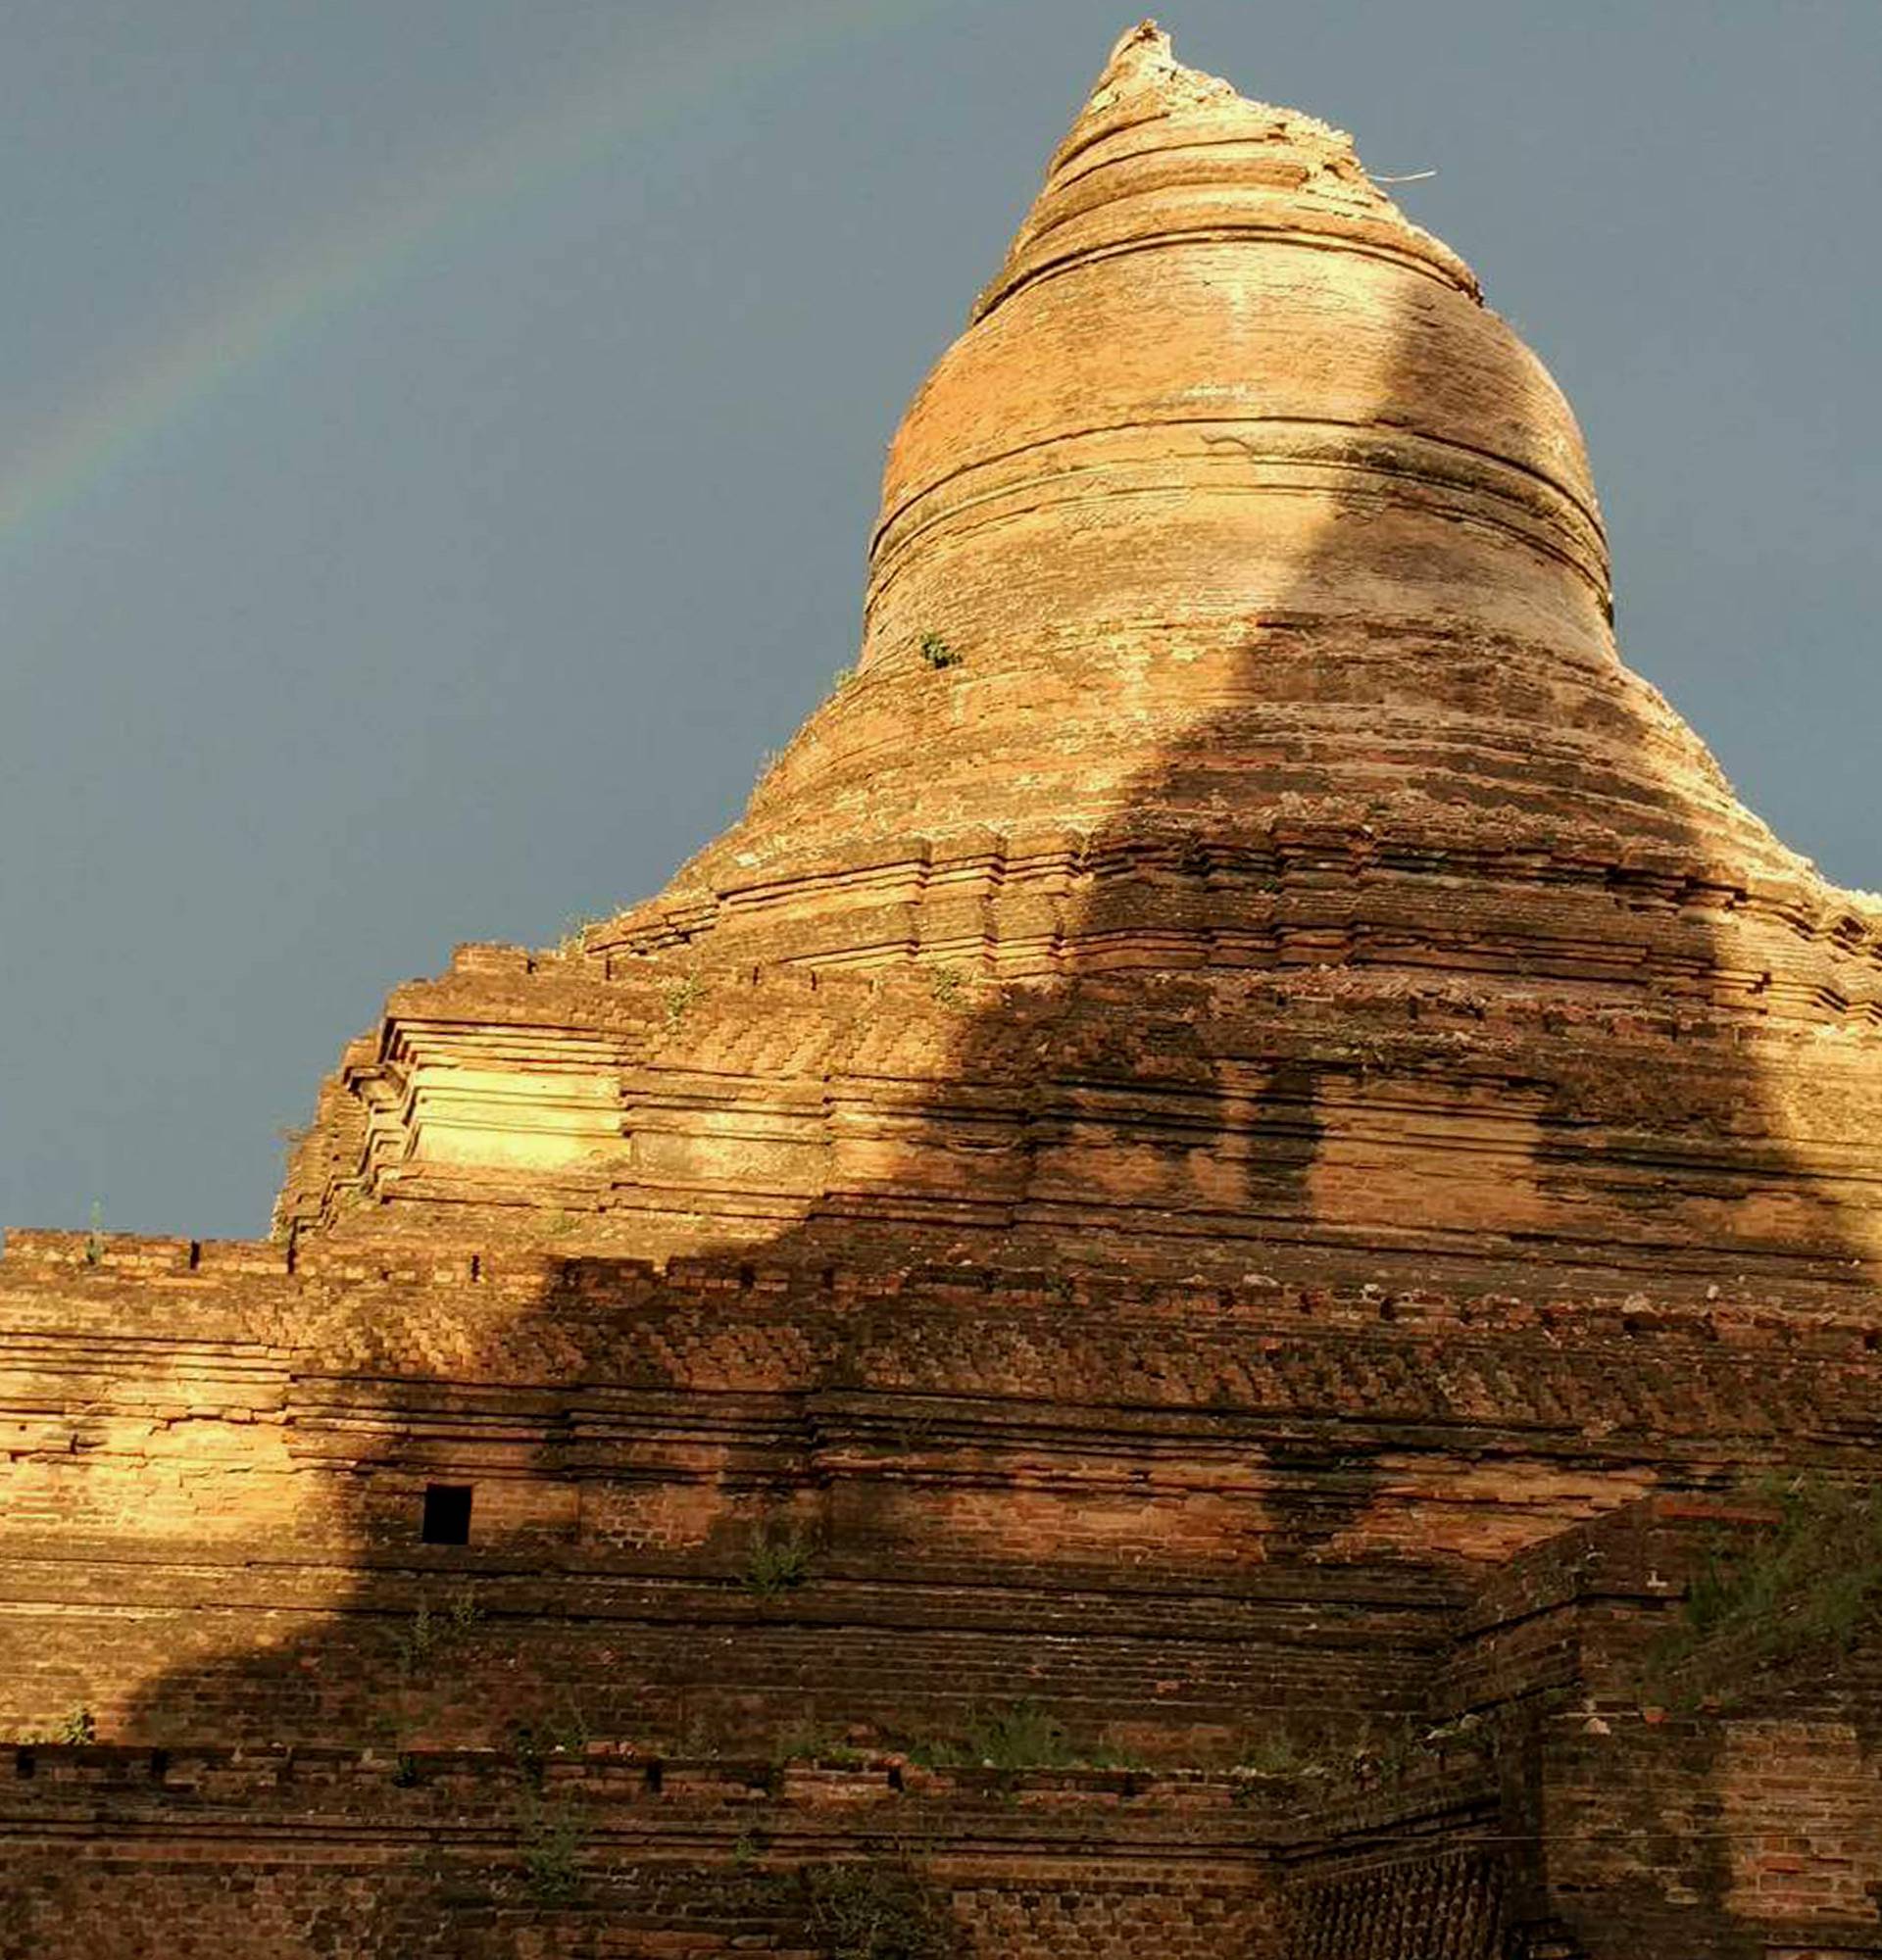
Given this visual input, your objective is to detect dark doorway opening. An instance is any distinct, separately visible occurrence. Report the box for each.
[421,1484,473,1544]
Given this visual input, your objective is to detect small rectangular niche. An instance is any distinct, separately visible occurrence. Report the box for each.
[421,1484,473,1545]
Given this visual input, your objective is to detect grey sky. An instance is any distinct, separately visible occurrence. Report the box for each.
[4,0,1877,1241]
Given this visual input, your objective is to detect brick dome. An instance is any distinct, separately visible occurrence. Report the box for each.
[597,27,1836,990]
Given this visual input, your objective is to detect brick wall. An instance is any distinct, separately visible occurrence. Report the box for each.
[5,1232,1880,1955]
[1,1748,1277,1959]
[1537,1697,1882,1955]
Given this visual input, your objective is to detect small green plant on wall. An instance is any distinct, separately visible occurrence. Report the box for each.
[744,1525,814,1596]
[917,631,961,670]
[556,913,605,959]
[392,1586,482,1682]
[663,973,704,1028]
[10,1705,98,1747]
[516,1792,586,1906]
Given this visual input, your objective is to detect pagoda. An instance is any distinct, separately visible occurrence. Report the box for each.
[5,25,1879,1958]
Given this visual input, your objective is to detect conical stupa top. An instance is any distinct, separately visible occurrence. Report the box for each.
[594,23,1803,974]
[973,21,1478,324]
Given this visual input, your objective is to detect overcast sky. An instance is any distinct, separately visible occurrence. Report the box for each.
[4,0,1877,1241]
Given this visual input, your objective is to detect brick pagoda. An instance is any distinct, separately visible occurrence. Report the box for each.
[5,24,1879,1957]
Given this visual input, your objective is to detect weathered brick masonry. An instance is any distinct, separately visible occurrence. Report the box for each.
[5,21,1879,1957]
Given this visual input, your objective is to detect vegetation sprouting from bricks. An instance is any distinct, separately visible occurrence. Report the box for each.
[1644,1475,1882,1706]
[803,1856,958,1960]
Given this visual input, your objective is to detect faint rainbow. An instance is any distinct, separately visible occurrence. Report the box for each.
[0,0,941,541]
